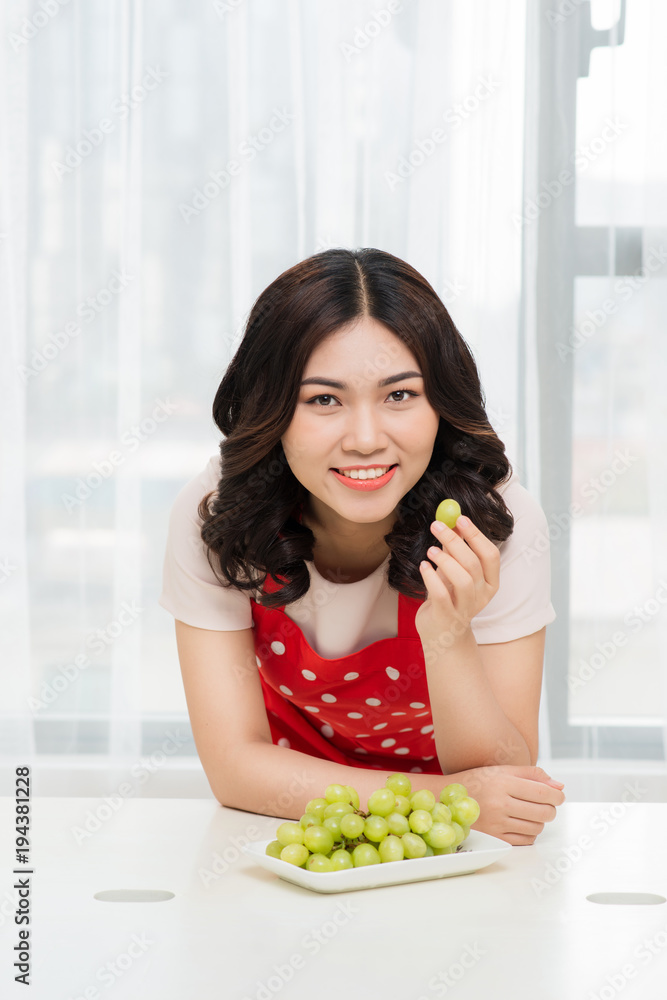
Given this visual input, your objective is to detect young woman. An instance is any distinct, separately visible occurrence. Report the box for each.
[159,247,565,846]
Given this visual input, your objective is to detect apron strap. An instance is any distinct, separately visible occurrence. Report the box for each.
[397,591,423,640]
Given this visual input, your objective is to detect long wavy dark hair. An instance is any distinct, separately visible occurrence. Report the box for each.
[198,247,514,607]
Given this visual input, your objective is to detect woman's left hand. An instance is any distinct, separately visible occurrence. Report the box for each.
[414,515,500,646]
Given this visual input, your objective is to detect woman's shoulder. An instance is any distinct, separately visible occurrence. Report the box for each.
[494,467,548,531]
[471,467,555,642]
[485,467,551,565]
[159,452,255,629]
[170,453,222,526]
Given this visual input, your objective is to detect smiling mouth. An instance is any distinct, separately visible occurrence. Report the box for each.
[332,464,398,480]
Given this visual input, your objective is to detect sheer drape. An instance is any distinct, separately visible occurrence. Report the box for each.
[530,0,667,758]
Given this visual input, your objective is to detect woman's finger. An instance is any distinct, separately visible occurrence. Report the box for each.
[430,518,498,588]
[507,777,565,808]
[455,516,501,588]
[501,829,542,846]
[501,815,546,837]
[419,558,455,604]
[507,798,558,825]
[430,521,481,578]
[425,544,476,598]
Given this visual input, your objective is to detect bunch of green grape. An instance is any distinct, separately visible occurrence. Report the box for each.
[265,773,480,872]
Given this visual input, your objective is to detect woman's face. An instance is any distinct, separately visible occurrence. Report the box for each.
[281,316,440,536]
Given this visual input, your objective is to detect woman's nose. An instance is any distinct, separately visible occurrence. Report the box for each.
[340,406,389,451]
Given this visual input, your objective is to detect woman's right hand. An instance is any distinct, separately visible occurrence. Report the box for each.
[449,764,566,846]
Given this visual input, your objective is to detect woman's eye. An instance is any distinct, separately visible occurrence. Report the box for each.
[306,389,418,407]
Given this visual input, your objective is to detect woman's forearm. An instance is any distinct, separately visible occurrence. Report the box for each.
[422,629,532,772]
[212,740,462,819]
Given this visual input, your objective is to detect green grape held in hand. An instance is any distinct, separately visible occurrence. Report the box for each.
[435,499,461,529]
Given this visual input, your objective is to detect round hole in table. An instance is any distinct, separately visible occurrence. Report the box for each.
[586,892,666,906]
[93,889,175,902]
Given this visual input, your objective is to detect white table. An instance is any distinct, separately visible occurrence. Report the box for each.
[1,798,666,1000]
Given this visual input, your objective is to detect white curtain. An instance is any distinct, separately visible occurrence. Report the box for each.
[557,0,667,749]
[1,0,664,790]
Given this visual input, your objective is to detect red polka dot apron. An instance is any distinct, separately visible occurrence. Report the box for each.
[250,561,443,776]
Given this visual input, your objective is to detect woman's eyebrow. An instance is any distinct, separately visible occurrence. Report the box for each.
[300,371,423,389]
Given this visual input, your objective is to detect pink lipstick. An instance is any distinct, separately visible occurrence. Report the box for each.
[330,465,398,491]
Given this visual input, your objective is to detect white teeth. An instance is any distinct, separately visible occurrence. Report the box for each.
[339,466,392,480]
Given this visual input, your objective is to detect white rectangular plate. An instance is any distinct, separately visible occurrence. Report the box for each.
[242,830,512,893]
